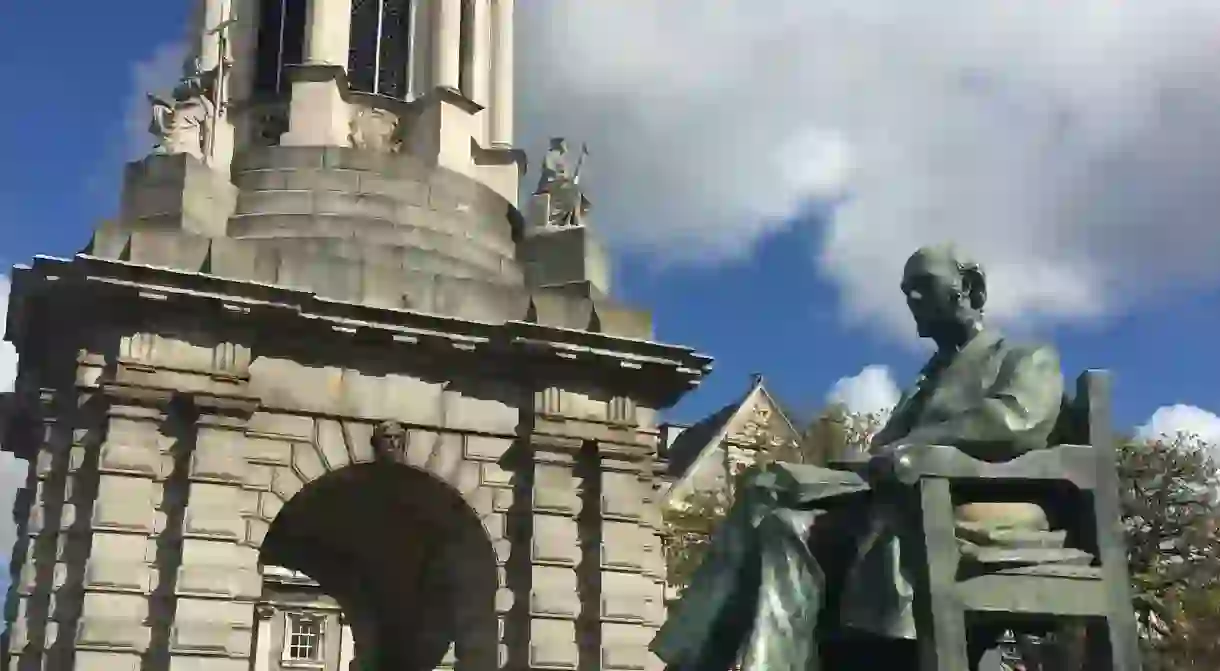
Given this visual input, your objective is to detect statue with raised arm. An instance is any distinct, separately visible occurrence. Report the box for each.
[651,244,1064,671]
[532,137,591,228]
[148,58,216,161]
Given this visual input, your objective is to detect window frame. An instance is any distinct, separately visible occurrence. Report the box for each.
[253,0,307,96]
[281,611,327,667]
[348,0,420,99]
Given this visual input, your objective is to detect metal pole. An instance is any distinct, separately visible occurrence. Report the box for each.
[205,0,236,161]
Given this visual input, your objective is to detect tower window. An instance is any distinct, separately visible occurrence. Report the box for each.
[253,0,306,95]
[349,0,416,99]
[458,0,474,98]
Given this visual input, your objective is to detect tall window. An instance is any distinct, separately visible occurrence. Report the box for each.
[458,0,474,97]
[283,614,324,664]
[349,0,416,98]
[253,0,307,95]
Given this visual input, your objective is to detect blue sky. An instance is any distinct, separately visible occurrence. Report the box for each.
[2,2,1219,432]
[4,0,1220,617]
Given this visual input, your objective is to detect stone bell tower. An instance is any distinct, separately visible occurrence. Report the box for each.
[1,1,710,670]
[193,0,519,200]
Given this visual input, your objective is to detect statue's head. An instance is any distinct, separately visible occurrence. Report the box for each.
[173,57,207,100]
[549,137,567,151]
[901,244,987,345]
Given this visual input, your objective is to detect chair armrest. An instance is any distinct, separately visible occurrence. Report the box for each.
[891,444,1099,490]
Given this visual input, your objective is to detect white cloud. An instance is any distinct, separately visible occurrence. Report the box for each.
[517,0,1220,335]
[827,365,901,417]
[1137,404,1220,446]
[0,276,26,560]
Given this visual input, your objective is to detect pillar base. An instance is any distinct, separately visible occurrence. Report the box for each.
[521,223,612,298]
[119,153,237,237]
[280,64,352,148]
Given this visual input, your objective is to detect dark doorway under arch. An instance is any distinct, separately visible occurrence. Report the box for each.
[260,463,499,670]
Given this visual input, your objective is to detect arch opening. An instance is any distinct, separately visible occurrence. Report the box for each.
[259,462,499,671]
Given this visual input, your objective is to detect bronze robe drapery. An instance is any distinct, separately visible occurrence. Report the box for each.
[651,330,1064,671]
[652,464,871,671]
[842,330,1063,639]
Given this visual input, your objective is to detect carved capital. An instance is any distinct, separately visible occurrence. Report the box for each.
[99,381,175,410]
[370,421,409,464]
[191,392,261,427]
[255,603,276,620]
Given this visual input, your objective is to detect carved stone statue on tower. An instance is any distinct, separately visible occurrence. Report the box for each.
[148,58,216,162]
[532,137,591,228]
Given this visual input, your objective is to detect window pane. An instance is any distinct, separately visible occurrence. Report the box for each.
[348,0,379,94]
[252,0,284,94]
[282,0,307,69]
[378,0,412,98]
[287,617,322,661]
[458,0,474,96]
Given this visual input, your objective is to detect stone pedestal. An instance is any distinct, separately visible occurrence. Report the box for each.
[280,65,352,148]
[521,224,612,298]
[119,154,237,237]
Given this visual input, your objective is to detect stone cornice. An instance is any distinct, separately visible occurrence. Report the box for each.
[12,255,714,407]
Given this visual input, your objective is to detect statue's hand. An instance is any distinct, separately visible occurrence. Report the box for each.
[867,443,902,483]
[868,443,921,486]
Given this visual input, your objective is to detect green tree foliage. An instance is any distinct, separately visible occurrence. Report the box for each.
[1118,433,1220,670]
[662,415,1220,670]
[800,404,883,465]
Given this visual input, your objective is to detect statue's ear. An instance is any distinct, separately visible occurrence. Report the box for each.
[962,265,987,310]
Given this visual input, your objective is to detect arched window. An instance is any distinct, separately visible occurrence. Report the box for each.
[253,0,307,95]
[348,0,417,99]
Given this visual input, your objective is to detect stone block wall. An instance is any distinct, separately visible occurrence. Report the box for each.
[1,259,712,671]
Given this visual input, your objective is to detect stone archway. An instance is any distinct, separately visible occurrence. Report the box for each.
[247,421,505,671]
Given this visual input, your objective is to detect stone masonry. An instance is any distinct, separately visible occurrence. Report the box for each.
[1,249,711,670]
[2,2,713,668]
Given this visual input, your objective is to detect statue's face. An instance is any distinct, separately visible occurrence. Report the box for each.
[901,252,965,339]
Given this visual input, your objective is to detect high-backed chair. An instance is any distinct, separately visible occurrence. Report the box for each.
[893,370,1141,671]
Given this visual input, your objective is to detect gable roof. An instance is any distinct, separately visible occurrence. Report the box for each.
[660,375,803,498]
[664,397,744,478]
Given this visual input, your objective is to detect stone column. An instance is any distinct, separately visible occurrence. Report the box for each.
[432,0,462,91]
[525,436,582,670]
[166,398,262,671]
[4,390,69,671]
[193,0,237,171]
[71,387,177,671]
[597,456,661,671]
[639,475,670,671]
[281,0,353,146]
[471,0,492,142]
[488,0,513,147]
[305,0,353,65]
[252,605,275,671]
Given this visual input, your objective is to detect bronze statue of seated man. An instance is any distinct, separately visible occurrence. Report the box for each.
[651,245,1066,671]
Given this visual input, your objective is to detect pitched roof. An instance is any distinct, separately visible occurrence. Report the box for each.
[661,375,803,491]
[664,397,745,478]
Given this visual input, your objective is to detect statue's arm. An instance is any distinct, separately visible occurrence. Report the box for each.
[890,344,1064,461]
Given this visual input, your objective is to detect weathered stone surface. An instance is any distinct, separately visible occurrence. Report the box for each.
[529,618,579,670]
[5,224,714,671]
[530,565,580,617]
[532,515,580,566]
